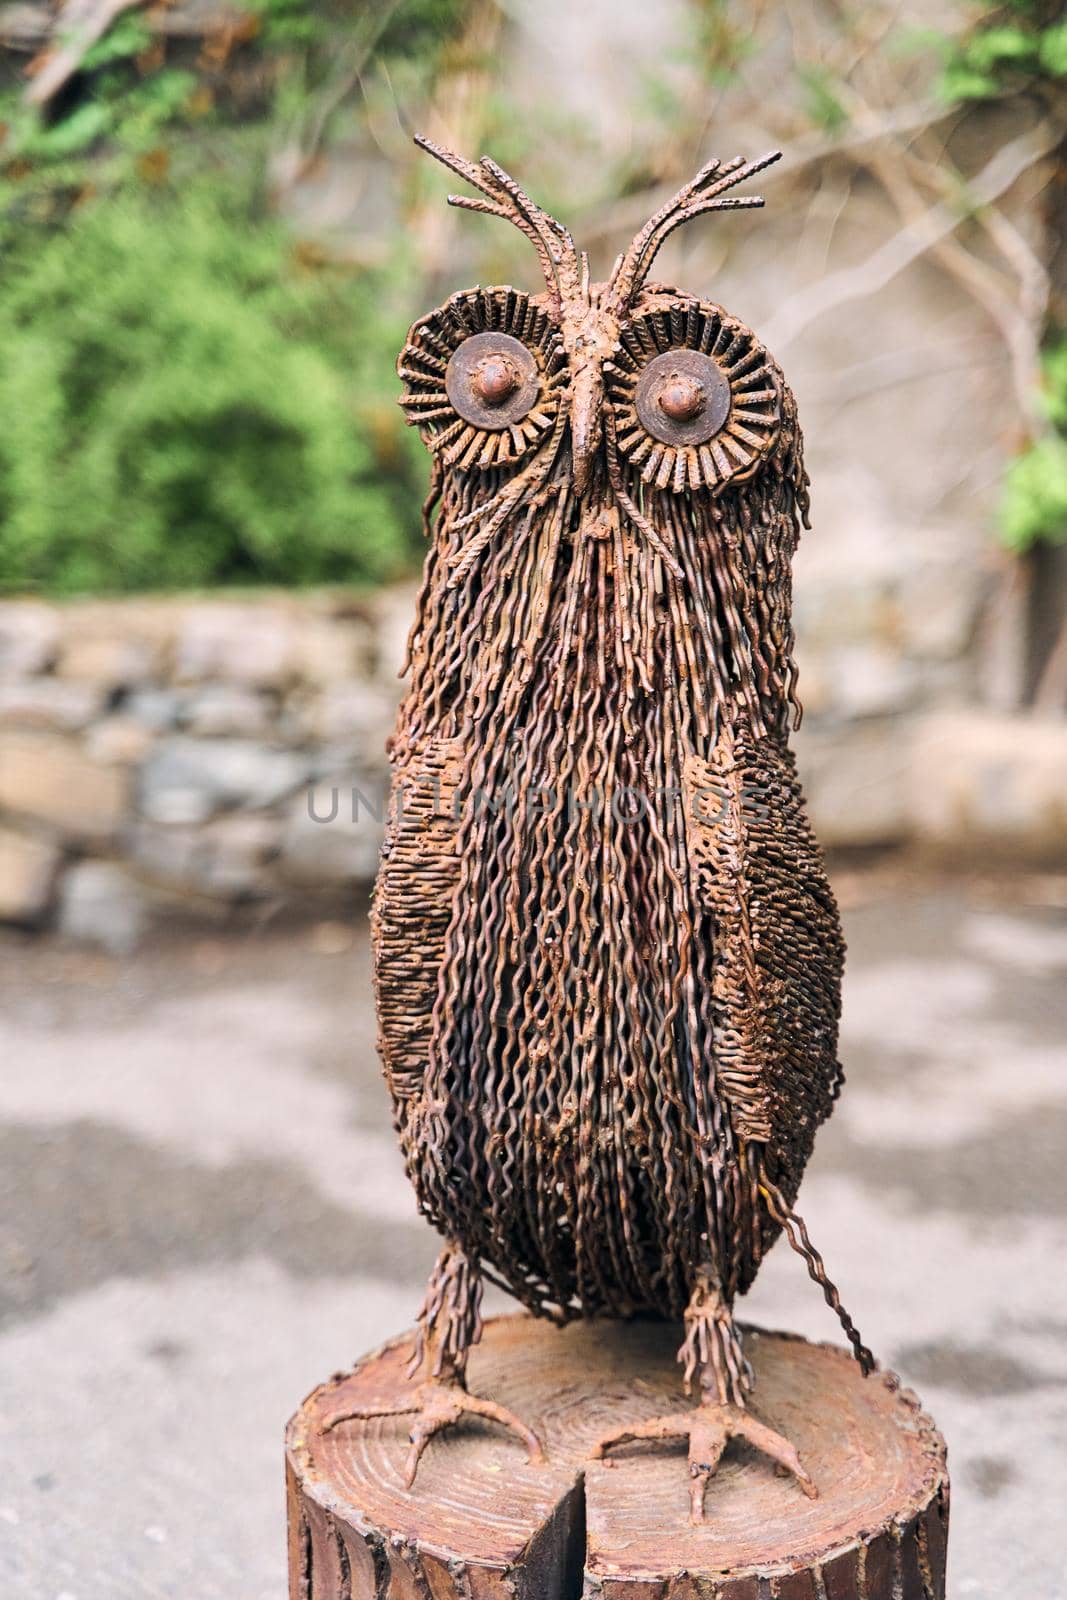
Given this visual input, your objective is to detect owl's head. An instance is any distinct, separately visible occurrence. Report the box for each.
[399,139,788,556]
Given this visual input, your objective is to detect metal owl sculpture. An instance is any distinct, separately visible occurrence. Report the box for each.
[335,138,875,1523]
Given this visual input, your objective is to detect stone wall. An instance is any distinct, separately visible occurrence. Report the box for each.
[0,589,1063,949]
[0,592,411,949]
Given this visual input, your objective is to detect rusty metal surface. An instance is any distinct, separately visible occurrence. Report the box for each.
[372,137,880,1505]
[286,1317,948,1597]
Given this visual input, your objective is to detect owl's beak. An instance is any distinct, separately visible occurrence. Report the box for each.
[569,363,604,498]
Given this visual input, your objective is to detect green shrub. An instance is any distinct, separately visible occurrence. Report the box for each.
[932,2,1067,103]
[1000,334,1067,553]
[1001,435,1067,553]
[0,181,425,593]
[921,4,1067,555]
[0,0,467,594]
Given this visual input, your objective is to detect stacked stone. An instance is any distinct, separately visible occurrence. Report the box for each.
[0,591,413,949]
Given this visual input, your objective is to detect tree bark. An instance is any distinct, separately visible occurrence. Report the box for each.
[285,1316,949,1600]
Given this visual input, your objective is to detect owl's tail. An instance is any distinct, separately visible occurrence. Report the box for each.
[751,1149,875,1377]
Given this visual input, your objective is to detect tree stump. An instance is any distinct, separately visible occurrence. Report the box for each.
[286,1316,949,1600]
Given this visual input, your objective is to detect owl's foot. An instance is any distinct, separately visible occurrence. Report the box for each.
[591,1400,817,1524]
[322,1378,545,1488]
[327,1242,544,1485]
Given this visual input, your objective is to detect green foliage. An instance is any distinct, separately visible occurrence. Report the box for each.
[5,67,199,170]
[797,65,849,135]
[934,3,1067,103]
[81,14,154,70]
[375,0,474,62]
[245,0,329,48]
[0,0,475,593]
[689,1,757,87]
[1000,336,1067,553]
[1001,437,1067,553]
[909,4,1067,555]
[1040,337,1067,431]
[0,181,424,594]
[1039,21,1067,75]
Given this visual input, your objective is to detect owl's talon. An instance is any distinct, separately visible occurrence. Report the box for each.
[326,1378,545,1489]
[592,1401,817,1524]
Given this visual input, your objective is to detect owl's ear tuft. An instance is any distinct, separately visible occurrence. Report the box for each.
[607,151,781,313]
[413,134,580,318]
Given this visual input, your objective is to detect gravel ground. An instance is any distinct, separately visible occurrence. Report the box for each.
[1,863,1065,1599]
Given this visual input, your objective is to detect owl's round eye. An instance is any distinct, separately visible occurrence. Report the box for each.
[634,349,731,446]
[606,301,781,493]
[398,290,565,471]
[445,332,540,429]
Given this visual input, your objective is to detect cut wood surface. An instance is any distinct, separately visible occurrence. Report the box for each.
[286,1316,949,1600]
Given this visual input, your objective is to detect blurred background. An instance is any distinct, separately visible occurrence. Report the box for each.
[0,2,1064,1597]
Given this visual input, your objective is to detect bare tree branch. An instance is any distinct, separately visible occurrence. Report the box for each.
[10,0,258,92]
[23,0,143,105]
[760,126,1057,357]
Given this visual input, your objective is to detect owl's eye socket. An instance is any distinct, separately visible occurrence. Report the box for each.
[445,332,541,429]
[606,301,781,494]
[398,289,565,471]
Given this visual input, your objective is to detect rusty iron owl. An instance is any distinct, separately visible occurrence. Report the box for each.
[326,138,873,1523]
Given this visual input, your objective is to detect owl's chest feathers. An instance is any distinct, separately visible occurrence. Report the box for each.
[440,596,703,989]
[407,492,732,899]
[461,564,707,805]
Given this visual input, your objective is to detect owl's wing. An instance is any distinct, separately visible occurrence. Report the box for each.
[684,715,873,1371]
[372,735,465,1110]
[683,718,843,1179]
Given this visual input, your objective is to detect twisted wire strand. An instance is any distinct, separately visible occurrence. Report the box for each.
[756,1154,875,1376]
